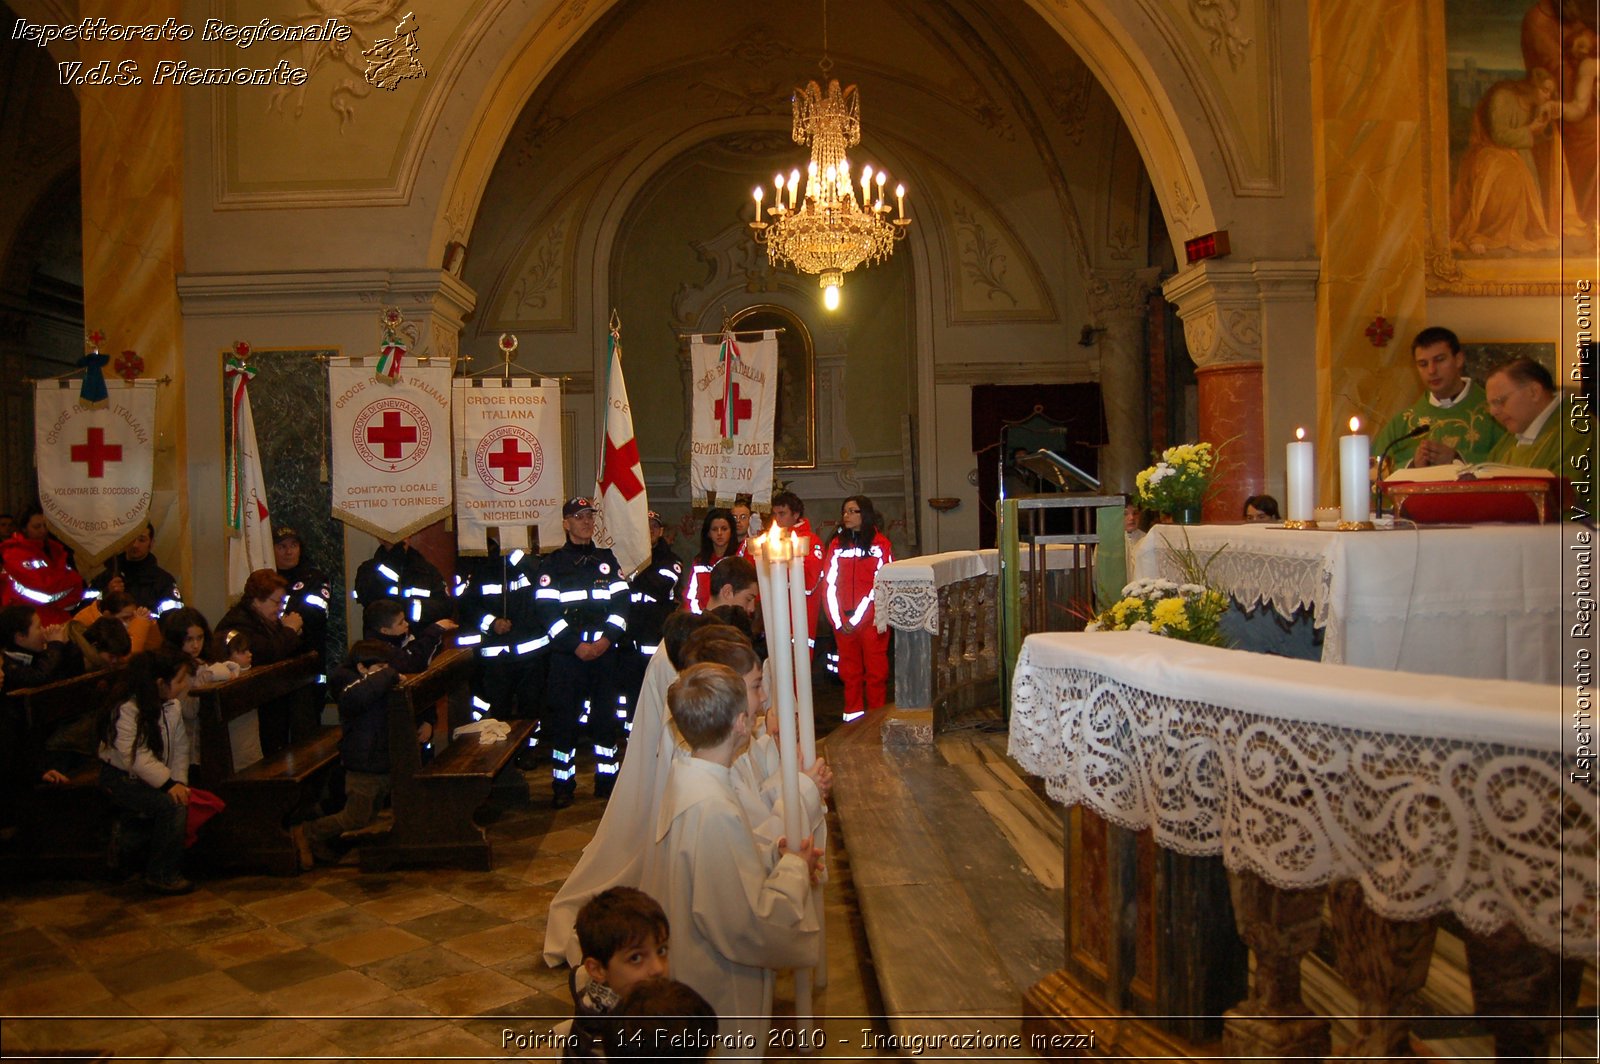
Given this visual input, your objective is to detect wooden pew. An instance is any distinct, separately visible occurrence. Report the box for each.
[190,652,340,875]
[359,647,534,872]
[1,668,124,878]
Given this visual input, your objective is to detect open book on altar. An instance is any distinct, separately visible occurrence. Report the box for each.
[1382,462,1555,483]
[1379,463,1562,523]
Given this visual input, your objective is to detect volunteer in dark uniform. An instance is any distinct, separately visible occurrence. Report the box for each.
[353,537,453,628]
[273,526,332,667]
[455,537,544,728]
[621,511,682,731]
[87,523,183,615]
[533,498,630,808]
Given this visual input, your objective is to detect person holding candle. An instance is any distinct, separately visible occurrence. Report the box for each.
[682,508,740,614]
[647,662,820,1051]
[822,496,894,722]
[1373,326,1505,471]
[1483,357,1589,475]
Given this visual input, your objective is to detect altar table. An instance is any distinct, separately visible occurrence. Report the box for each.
[1130,521,1572,683]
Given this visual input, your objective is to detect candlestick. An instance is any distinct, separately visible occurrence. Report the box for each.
[1285,427,1315,528]
[1338,416,1372,529]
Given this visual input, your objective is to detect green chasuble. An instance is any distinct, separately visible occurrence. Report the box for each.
[1373,381,1505,469]
[1486,392,1592,477]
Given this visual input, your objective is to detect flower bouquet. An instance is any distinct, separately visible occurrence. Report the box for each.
[1085,577,1230,647]
[1134,442,1218,523]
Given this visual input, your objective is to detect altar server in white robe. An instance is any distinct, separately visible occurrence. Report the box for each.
[649,663,820,1053]
[543,612,715,967]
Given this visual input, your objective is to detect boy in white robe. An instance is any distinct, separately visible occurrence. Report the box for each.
[649,663,820,1054]
[544,613,714,967]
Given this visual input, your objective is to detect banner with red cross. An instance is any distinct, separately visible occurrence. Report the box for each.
[328,358,452,540]
[34,378,158,566]
[452,376,564,555]
[689,329,778,508]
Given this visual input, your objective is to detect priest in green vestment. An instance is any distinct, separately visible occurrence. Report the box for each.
[1374,326,1505,469]
[1485,357,1591,476]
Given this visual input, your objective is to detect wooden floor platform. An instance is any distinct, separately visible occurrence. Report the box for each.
[826,702,1066,1047]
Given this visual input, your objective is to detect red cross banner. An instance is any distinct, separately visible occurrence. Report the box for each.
[452,376,564,554]
[591,327,650,576]
[328,358,452,540]
[689,329,778,508]
[34,378,158,567]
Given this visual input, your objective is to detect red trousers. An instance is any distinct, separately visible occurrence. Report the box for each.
[836,622,889,716]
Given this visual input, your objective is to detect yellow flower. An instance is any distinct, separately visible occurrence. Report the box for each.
[1150,597,1189,632]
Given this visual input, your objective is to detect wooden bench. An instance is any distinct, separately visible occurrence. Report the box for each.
[1,668,124,878]
[359,647,534,872]
[190,653,340,875]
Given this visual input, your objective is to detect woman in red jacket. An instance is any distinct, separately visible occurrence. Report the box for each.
[822,495,893,721]
[2,509,86,626]
[683,507,741,614]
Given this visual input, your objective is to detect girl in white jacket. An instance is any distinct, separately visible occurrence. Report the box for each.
[98,646,195,894]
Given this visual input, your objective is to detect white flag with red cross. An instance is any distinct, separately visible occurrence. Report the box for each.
[689,328,778,509]
[453,375,564,555]
[328,357,452,540]
[35,378,157,567]
[591,324,650,576]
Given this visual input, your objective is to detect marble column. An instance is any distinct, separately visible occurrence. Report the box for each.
[175,268,476,620]
[1088,267,1162,494]
[1162,262,1267,521]
[79,0,189,586]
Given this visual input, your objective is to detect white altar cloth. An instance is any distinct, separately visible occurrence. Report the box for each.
[1130,522,1568,683]
[877,547,1083,633]
[1008,631,1591,957]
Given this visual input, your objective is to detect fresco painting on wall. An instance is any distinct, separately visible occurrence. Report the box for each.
[1429,0,1600,292]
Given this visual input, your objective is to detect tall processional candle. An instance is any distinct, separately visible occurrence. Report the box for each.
[1339,416,1370,524]
[786,531,818,768]
[1286,427,1315,523]
[756,529,803,854]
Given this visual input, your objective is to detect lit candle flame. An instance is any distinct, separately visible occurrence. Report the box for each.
[1348,416,1361,433]
[1295,427,1305,441]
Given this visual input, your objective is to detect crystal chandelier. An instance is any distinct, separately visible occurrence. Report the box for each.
[748,8,909,310]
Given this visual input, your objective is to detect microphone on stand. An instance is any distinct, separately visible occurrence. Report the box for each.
[1374,422,1431,518]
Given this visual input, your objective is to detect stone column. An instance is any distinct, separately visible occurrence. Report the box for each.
[1088,267,1162,494]
[1162,262,1267,521]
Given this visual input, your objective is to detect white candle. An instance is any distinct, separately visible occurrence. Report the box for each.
[759,529,803,854]
[752,185,763,221]
[1286,427,1315,523]
[786,532,817,769]
[1339,416,1370,523]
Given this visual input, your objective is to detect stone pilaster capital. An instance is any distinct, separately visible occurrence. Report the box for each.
[1087,266,1163,322]
[1162,261,1268,369]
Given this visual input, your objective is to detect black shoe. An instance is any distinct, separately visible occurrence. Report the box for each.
[593,774,615,800]
[144,875,195,896]
[552,783,576,810]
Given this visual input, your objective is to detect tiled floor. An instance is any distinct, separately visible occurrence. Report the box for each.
[0,765,893,1061]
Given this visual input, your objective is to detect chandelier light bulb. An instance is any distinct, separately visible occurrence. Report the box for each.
[753,186,763,219]
[823,283,841,310]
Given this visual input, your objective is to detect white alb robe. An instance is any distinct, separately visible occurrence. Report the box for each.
[649,756,819,1053]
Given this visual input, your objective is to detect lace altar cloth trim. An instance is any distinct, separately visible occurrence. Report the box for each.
[879,581,940,633]
[1009,655,1595,957]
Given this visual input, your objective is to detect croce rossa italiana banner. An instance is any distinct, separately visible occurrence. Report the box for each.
[35,379,158,567]
[453,376,564,554]
[689,330,778,508]
[328,359,452,540]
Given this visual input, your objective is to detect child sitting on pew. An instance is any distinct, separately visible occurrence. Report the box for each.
[562,886,672,1061]
[648,663,820,1051]
[98,646,196,895]
[159,607,234,687]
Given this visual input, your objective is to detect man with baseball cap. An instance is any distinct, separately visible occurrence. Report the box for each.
[532,498,631,807]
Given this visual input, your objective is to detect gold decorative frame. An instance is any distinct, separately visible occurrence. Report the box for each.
[729,304,817,469]
[1422,0,1598,295]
